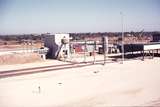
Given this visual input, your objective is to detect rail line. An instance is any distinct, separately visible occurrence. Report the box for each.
[0,60,107,79]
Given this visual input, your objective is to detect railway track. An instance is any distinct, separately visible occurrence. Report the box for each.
[0,60,107,79]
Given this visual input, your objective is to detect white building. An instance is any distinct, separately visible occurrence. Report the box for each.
[44,33,70,59]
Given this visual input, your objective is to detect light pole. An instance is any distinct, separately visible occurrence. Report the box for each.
[120,12,124,63]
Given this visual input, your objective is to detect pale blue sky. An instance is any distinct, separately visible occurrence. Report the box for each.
[0,0,160,34]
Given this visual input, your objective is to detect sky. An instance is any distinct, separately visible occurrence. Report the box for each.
[0,0,160,34]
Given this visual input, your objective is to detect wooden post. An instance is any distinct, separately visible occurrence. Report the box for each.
[152,50,154,59]
[93,41,96,64]
[142,50,144,61]
[84,40,87,63]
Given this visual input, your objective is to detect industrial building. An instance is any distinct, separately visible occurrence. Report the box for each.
[44,33,70,59]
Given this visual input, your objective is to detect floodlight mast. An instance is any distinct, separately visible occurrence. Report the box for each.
[120,12,124,63]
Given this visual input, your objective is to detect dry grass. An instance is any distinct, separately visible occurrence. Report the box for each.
[0,53,43,65]
[0,44,42,49]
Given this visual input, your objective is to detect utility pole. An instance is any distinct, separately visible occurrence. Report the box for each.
[120,12,124,64]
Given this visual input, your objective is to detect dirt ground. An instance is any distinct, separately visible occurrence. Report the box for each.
[0,41,43,65]
[0,53,43,65]
[0,40,42,49]
[0,58,160,107]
